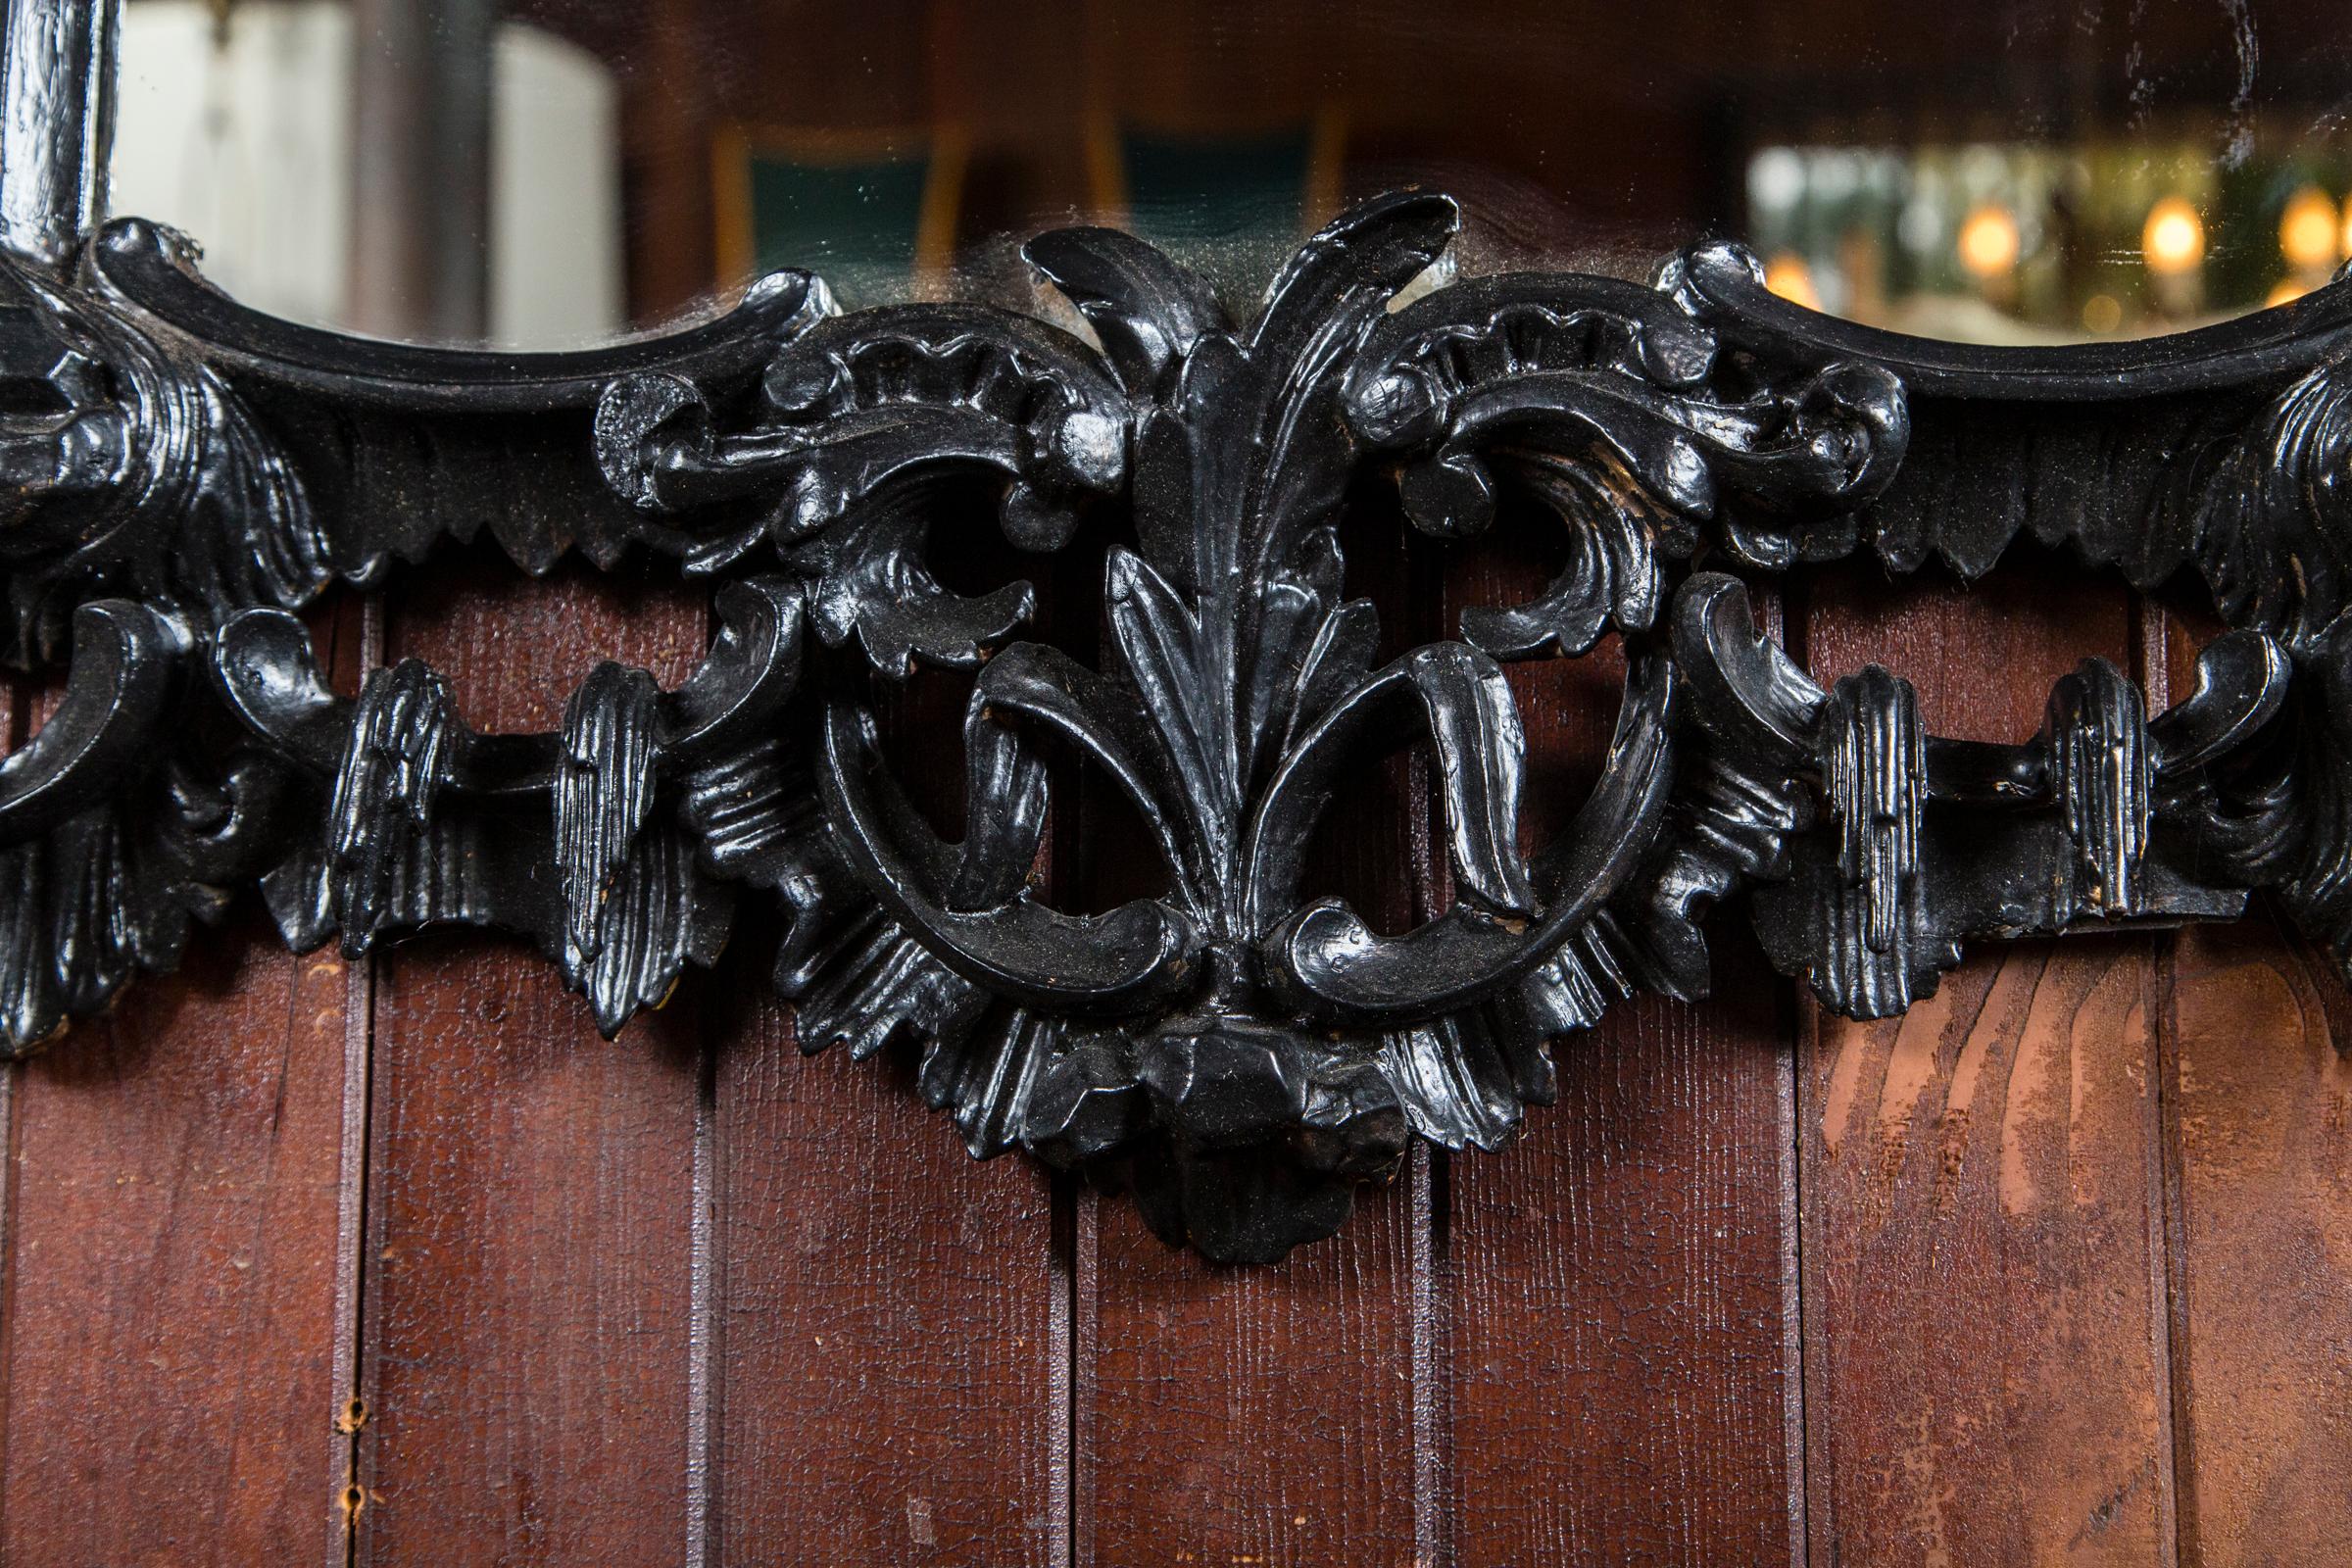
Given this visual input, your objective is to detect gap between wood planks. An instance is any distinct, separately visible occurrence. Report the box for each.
[2136,593,2192,1568]
[0,677,25,1557]
[330,596,383,1568]
[1766,581,1811,1568]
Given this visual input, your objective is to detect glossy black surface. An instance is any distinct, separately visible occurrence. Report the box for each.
[6,6,2351,1259]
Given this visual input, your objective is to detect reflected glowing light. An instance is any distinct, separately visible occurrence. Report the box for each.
[2081,294,2123,334]
[1762,252,1821,310]
[1956,204,2021,278]
[2142,197,2206,276]
[2268,278,2312,308]
[2280,186,2339,273]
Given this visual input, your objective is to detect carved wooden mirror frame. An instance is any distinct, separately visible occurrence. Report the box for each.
[3,0,2343,1259]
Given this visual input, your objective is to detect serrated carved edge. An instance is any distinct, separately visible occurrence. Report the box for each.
[0,194,2345,1258]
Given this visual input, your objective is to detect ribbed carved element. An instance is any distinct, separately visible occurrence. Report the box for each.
[1817,667,1928,1015]
[0,187,2344,1255]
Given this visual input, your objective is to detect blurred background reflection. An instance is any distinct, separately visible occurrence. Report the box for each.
[108,0,2352,346]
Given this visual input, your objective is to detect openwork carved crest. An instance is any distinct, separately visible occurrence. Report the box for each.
[3,178,2348,1256]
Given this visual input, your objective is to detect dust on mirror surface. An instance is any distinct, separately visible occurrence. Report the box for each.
[108,0,2352,346]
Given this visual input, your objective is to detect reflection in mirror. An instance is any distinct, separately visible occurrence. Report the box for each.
[115,0,622,345]
[1745,138,2352,343]
[107,0,2352,348]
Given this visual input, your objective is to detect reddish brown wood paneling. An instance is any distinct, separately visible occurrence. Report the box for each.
[0,920,356,1565]
[1077,1180,1420,1567]
[0,614,362,1568]
[10,511,2352,1568]
[691,581,1065,1562]
[2156,614,2352,1565]
[1444,591,1801,1566]
[1797,564,2177,1565]
[353,562,709,1562]
[2162,923,2352,1565]
[31,3,2352,1553]
[1072,523,1427,1568]
[1447,976,1801,1566]
[711,999,1063,1566]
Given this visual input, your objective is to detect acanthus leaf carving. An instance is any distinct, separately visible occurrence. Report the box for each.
[0,190,2344,1258]
[0,238,324,667]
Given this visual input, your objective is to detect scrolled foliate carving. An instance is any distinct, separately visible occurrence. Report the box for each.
[1,190,2347,1258]
[209,577,801,1037]
[1676,574,2289,1019]
[0,236,323,666]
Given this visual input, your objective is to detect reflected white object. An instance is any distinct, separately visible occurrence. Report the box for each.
[110,1,621,346]
[113,1,352,329]
[489,24,622,347]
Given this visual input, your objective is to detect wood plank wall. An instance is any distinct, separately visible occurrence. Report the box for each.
[0,461,2348,1568]
[1797,560,2179,1565]
[4,0,2352,1555]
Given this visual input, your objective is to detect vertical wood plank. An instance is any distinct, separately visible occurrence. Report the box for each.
[1797,562,2176,1566]
[355,559,708,1562]
[0,607,362,1566]
[698,559,1064,1561]
[2158,612,2352,1566]
[328,594,382,1568]
[1079,1180,1418,1566]
[1438,529,1800,1566]
[1444,630,1801,1567]
[2162,927,2352,1563]
[686,459,1068,1560]
[1447,982,1799,1565]
[710,1003,1062,1566]
[1074,949,1423,1568]
[0,927,358,1565]
[1072,514,1426,1567]
[0,678,18,1547]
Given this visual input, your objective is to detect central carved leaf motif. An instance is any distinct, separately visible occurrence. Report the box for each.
[578,193,1909,1258]
[3,191,2339,1261]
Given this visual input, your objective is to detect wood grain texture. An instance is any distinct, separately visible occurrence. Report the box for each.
[0,920,356,1565]
[2162,923,2352,1565]
[1798,561,2176,1566]
[1447,975,1801,1566]
[690,507,1063,1564]
[0,612,359,1568]
[710,992,1063,1567]
[1445,632,1801,1568]
[1071,925,1422,1568]
[1079,1180,1418,1567]
[2158,602,2352,1566]
[1072,516,1425,1568]
[354,558,709,1563]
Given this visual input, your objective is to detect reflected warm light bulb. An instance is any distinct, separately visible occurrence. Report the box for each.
[2268,277,2311,308]
[2279,186,2339,273]
[2142,197,2206,276]
[1956,204,2021,278]
[2081,294,2123,334]
[1762,252,1821,310]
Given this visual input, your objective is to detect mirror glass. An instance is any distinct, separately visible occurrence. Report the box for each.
[109,0,2352,347]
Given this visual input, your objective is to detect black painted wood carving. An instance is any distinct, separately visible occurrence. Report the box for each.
[5,2,2350,1257]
